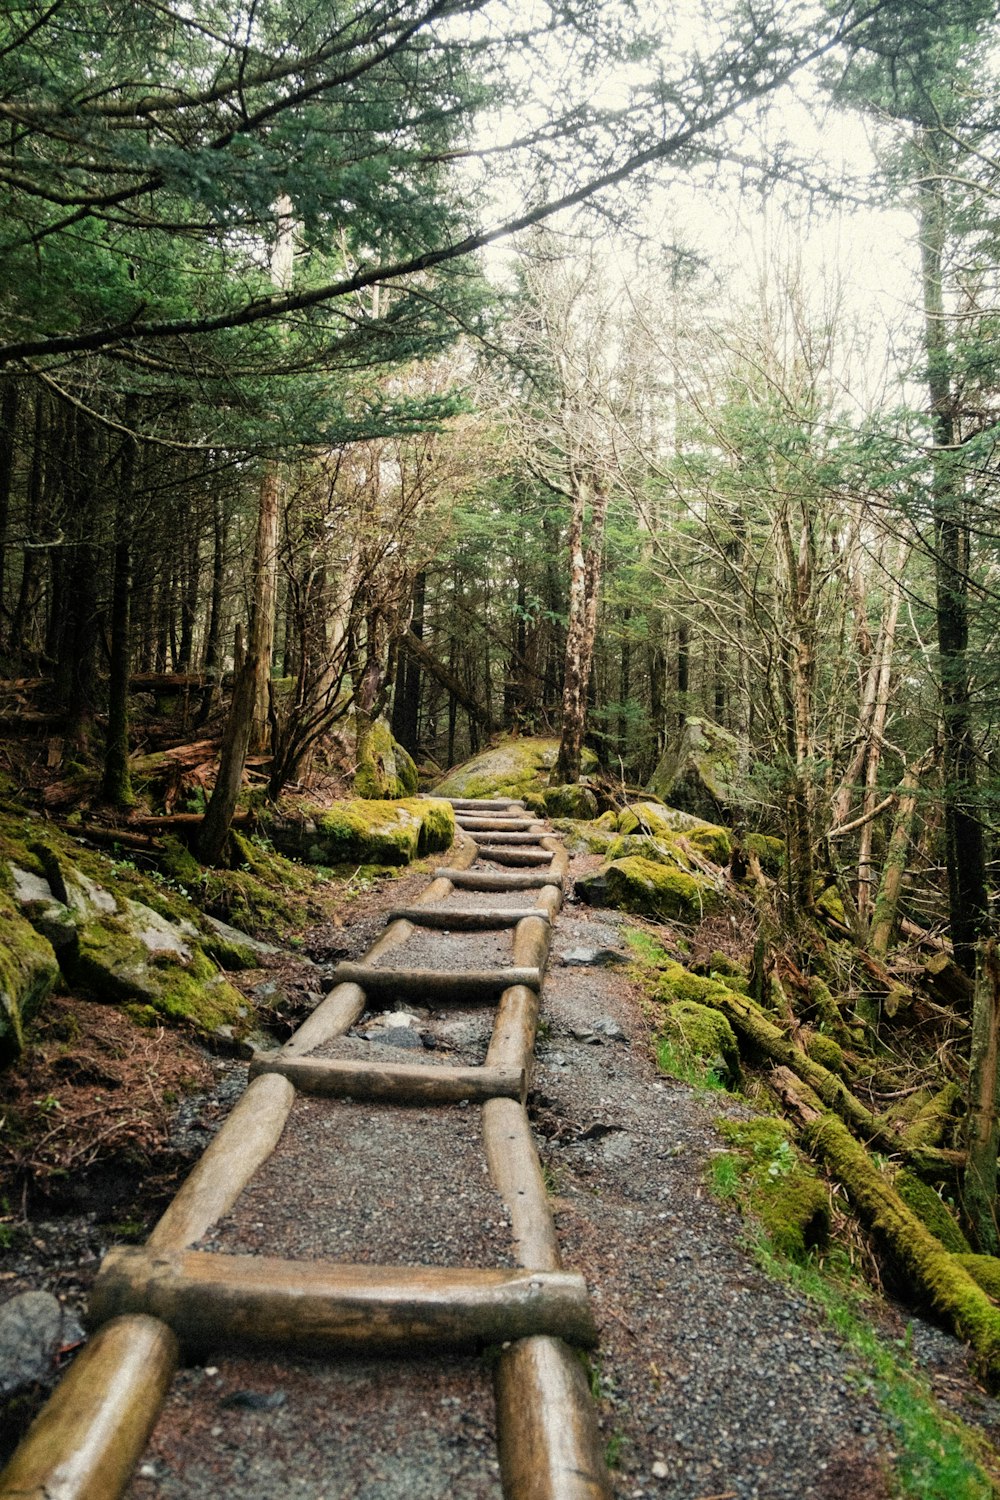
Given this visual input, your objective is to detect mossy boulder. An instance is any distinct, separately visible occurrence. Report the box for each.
[618,802,731,863]
[894,1169,971,1255]
[434,736,598,801]
[653,959,729,1006]
[549,821,618,856]
[543,783,599,821]
[607,833,693,869]
[663,1000,741,1085]
[8,859,245,1034]
[646,717,743,821]
[353,717,419,800]
[265,797,454,867]
[745,833,785,876]
[716,1117,830,1261]
[0,892,61,1064]
[600,856,721,924]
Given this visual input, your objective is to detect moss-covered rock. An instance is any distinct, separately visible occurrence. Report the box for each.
[663,1000,741,1085]
[715,1118,830,1261]
[353,717,419,800]
[0,891,60,1064]
[434,736,597,801]
[543,783,599,820]
[264,797,454,868]
[549,821,618,856]
[594,810,619,831]
[745,833,785,876]
[653,958,728,1006]
[645,717,743,820]
[894,1169,971,1255]
[606,833,693,869]
[618,801,730,860]
[602,856,722,923]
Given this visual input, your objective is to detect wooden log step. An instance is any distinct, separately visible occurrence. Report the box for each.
[468,829,549,845]
[250,1053,527,1104]
[327,962,542,1000]
[441,797,526,810]
[435,868,563,891]
[88,1250,599,1354]
[455,816,541,832]
[0,1315,178,1500]
[479,847,555,867]
[386,904,550,929]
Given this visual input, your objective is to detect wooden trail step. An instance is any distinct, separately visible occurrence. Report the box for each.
[435,867,563,891]
[455,816,542,832]
[479,847,555,867]
[327,962,543,1000]
[89,1249,599,1354]
[0,794,611,1500]
[249,1053,527,1104]
[385,904,550,929]
[467,828,549,845]
[440,797,526,810]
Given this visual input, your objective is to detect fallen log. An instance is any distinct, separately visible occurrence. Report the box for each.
[773,1068,1000,1390]
[250,1053,527,1105]
[922,950,975,1011]
[88,1250,598,1354]
[59,822,166,853]
[0,1315,178,1500]
[326,963,543,1001]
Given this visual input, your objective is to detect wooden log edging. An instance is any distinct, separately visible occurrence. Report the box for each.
[87,1250,598,1354]
[495,1337,613,1500]
[250,1053,527,1105]
[147,1072,295,1252]
[0,1316,178,1500]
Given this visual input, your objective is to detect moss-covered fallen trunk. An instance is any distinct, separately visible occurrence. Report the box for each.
[703,985,887,1145]
[804,1111,1000,1389]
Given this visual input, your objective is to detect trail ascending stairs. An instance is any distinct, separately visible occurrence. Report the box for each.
[0,798,611,1500]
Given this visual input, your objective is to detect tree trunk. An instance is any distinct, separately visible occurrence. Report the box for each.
[249,465,280,752]
[919,146,989,972]
[198,635,257,866]
[101,419,137,807]
[869,750,934,959]
[0,380,19,646]
[553,474,609,785]
[963,940,1000,1254]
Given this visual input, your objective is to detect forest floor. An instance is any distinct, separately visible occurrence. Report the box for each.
[4,840,1000,1498]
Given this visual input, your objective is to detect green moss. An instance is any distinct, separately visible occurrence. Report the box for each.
[603,856,721,923]
[0,893,60,1065]
[745,833,785,875]
[549,821,617,856]
[201,868,297,939]
[816,886,846,925]
[714,1117,830,1261]
[594,811,618,830]
[434,736,597,801]
[543,783,599,820]
[353,718,419,800]
[901,1084,962,1151]
[607,833,692,868]
[805,1032,846,1075]
[662,1000,741,1085]
[161,836,202,885]
[410,798,456,855]
[653,958,727,1005]
[895,1170,971,1255]
[805,1112,1000,1387]
[954,1256,1000,1303]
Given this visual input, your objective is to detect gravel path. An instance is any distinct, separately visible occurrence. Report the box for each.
[89,825,1000,1498]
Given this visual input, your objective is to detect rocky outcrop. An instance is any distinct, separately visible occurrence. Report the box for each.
[434,737,598,801]
[263,797,454,867]
[645,717,742,821]
[353,717,419,800]
[0,891,60,1064]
